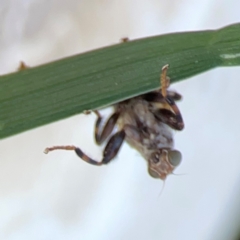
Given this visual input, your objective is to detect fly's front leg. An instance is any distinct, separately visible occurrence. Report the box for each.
[143,64,182,103]
[94,110,120,145]
[160,64,184,129]
[143,64,171,101]
[166,91,182,101]
[160,64,182,100]
[143,65,184,130]
[160,64,170,98]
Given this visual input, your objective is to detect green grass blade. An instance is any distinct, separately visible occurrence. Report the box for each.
[1,23,240,139]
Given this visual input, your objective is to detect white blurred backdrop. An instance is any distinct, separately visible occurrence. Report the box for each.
[1,0,240,239]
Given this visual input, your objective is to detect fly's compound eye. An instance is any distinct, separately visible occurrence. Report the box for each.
[168,150,182,166]
[148,168,159,178]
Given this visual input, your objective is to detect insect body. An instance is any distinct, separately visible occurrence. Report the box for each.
[44,65,184,180]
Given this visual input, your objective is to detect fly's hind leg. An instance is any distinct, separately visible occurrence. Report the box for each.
[44,110,122,165]
[101,130,125,164]
[44,145,102,165]
[76,129,125,165]
[44,130,125,166]
[83,110,120,145]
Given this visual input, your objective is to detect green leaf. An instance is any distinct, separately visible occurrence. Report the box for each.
[1,23,240,139]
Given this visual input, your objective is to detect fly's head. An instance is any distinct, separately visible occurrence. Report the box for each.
[148,149,182,180]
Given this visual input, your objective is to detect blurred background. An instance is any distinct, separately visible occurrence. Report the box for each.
[1,0,240,239]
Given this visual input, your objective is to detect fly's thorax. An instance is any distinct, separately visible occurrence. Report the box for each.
[116,98,174,158]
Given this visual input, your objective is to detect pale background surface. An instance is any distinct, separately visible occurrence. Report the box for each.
[1,0,240,239]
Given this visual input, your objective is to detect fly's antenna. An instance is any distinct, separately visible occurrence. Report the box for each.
[158,180,166,198]
[172,172,187,177]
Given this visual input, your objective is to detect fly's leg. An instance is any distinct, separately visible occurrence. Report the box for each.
[83,110,119,145]
[166,91,182,101]
[154,108,184,130]
[143,91,182,102]
[143,64,181,102]
[143,91,184,130]
[163,97,184,130]
[101,130,125,164]
[160,64,182,100]
[44,145,102,165]
[103,124,145,160]
[44,110,122,165]
[94,110,120,145]
[44,130,125,165]
[143,65,184,130]
[160,64,170,98]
